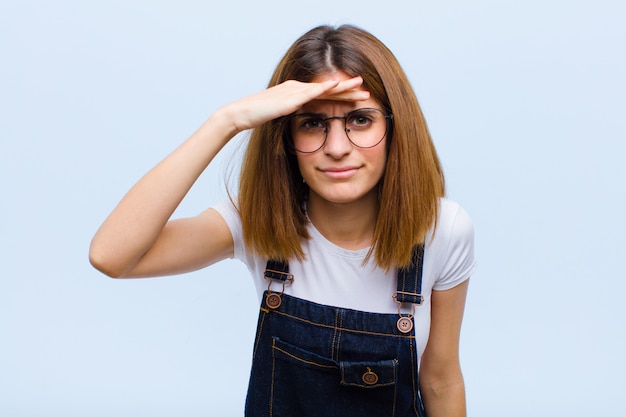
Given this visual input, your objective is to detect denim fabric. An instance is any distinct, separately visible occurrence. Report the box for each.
[244,292,427,417]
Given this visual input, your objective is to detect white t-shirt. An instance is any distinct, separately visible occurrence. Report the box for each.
[212,198,477,360]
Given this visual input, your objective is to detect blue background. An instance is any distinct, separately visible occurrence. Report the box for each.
[1,1,625,415]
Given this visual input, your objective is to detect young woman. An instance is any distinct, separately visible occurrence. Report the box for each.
[90,25,476,417]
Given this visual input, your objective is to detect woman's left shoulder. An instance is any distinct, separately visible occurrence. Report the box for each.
[436,198,475,239]
[426,198,477,290]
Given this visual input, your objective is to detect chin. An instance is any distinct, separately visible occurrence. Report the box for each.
[312,186,377,206]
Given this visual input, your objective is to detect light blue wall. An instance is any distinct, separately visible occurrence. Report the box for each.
[1,1,624,415]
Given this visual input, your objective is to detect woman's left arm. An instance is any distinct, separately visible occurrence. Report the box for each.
[419,279,470,417]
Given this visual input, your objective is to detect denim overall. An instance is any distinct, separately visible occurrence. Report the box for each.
[244,246,427,417]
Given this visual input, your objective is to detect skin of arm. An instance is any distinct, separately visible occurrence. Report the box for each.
[419,279,470,417]
[89,77,370,278]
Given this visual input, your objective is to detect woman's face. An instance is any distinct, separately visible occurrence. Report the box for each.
[293,72,388,208]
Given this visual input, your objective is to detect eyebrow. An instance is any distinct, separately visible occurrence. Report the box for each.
[293,112,327,117]
[294,108,380,117]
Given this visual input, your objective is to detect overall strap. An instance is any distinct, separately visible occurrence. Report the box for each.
[264,259,292,282]
[263,246,424,332]
[394,245,425,306]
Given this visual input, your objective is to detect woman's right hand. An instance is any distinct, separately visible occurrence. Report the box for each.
[221,76,370,133]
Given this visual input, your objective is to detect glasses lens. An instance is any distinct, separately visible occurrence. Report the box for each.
[291,114,327,153]
[344,108,388,148]
[290,108,390,153]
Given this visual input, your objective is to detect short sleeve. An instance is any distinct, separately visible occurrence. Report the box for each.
[211,199,245,260]
[432,202,477,291]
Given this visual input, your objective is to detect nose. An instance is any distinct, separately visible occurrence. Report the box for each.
[323,118,352,157]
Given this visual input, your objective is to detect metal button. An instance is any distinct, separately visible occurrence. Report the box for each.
[362,368,379,385]
[397,317,413,333]
[266,293,282,309]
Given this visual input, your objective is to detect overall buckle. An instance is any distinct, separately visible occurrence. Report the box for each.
[392,291,422,334]
[264,269,294,310]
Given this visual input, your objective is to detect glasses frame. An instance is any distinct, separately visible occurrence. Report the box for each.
[288,107,393,154]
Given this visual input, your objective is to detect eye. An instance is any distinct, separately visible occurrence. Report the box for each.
[295,116,326,132]
[347,111,375,129]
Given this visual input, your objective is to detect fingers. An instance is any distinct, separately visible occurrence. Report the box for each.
[322,88,371,102]
[317,77,371,102]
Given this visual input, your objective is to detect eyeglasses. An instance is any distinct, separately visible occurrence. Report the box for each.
[289,108,393,153]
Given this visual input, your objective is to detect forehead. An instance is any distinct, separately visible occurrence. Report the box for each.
[298,97,382,115]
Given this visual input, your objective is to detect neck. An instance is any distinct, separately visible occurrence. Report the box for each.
[306,191,379,250]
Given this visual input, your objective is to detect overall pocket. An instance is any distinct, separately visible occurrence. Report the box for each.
[270,337,398,417]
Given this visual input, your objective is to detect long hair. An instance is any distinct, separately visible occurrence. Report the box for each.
[238,25,445,269]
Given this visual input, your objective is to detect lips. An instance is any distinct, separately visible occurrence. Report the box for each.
[319,166,360,179]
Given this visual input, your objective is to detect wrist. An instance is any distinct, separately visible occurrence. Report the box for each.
[199,105,241,146]
[212,103,244,137]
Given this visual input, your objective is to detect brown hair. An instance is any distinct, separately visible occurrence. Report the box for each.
[238,25,445,269]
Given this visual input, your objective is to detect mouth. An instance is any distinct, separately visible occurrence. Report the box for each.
[319,166,360,180]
